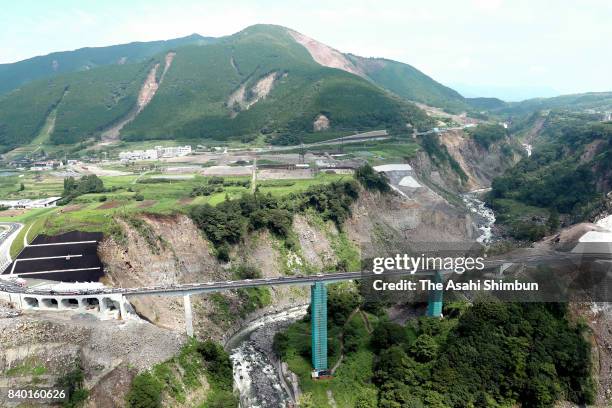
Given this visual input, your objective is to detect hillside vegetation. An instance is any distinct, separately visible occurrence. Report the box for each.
[0,25,446,151]
[277,287,593,408]
[123,25,432,143]
[0,34,211,95]
[0,60,154,151]
[489,112,611,240]
[348,55,468,113]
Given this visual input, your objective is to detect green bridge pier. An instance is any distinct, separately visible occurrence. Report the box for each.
[310,273,443,375]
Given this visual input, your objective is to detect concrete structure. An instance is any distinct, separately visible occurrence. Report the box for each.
[119,145,192,161]
[0,197,61,209]
[311,282,328,373]
[184,294,194,336]
[427,271,444,317]
[0,291,129,319]
[30,161,59,171]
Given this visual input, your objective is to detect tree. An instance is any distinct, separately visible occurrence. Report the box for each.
[126,372,162,408]
[371,321,408,352]
[355,163,390,193]
[410,334,438,362]
[327,285,361,326]
[297,393,315,408]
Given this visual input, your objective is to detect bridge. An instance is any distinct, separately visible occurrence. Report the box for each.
[1,268,446,375]
[1,221,609,376]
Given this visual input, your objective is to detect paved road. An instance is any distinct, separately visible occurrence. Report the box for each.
[0,222,23,273]
[1,247,609,298]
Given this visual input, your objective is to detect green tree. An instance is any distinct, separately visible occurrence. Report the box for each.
[410,334,438,362]
[355,163,390,193]
[126,372,162,408]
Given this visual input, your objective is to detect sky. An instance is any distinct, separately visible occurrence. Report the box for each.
[1,0,611,100]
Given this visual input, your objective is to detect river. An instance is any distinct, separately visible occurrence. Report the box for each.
[228,305,307,408]
[461,188,496,245]
[229,192,497,407]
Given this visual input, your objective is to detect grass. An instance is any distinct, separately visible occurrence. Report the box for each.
[3,358,47,377]
[0,172,64,199]
[282,311,378,407]
[491,197,549,224]
[1,171,351,245]
[3,207,56,258]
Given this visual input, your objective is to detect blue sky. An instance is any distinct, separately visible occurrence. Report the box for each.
[2,0,611,100]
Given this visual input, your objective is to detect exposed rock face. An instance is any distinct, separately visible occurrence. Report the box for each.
[347,189,476,259]
[411,129,520,193]
[101,51,175,141]
[228,71,279,116]
[287,29,365,77]
[313,114,330,131]
[292,214,337,269]
[0,313,182,407]
[442,129,520,190]
[99,214,222,334]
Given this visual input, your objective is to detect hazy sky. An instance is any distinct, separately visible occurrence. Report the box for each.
[2,0,611,99]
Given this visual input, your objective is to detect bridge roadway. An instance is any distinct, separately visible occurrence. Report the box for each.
[1,250,608,297]
[0,269,438,297]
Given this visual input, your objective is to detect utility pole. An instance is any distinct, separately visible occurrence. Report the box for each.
[251,156,257,193]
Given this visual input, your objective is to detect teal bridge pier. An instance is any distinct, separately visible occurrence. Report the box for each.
[309,275,443,376]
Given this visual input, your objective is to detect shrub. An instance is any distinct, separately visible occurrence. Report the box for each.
[126,372,163,408]
[355,163,390,193]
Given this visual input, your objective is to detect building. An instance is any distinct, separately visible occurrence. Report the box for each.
[30,161,57,171]
[0,197,61,209]
[119,145,191,161]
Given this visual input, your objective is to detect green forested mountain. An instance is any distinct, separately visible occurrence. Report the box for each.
[0,60,154,150]
[347,55,468,112]
[489,112,611,240]
[481,92,612,115]
[0,34,212,95]
[0,25,444,151]
[122,25,431,143]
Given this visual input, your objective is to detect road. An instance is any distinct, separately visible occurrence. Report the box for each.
[2,250,604,297]
[241,126,469,154]
[0,222,23,273]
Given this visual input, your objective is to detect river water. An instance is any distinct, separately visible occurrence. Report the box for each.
[461,189,496,245]
[228,305,307,408]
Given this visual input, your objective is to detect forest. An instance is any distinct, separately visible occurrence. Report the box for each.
[276,284,595,408]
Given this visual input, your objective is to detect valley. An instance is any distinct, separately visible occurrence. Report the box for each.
[0,20,610,408]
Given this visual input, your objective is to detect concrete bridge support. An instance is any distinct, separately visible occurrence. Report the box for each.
[427,271,443,317]
[311,281,328,373]
[184,294,194,337]
[1,292,128,320]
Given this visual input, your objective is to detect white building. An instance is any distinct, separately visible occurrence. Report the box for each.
[0,197,61,209]
[30,161,56,171]
[119,145,191,161]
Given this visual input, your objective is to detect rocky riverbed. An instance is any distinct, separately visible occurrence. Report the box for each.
[461,189,496,245]
[228,305,307,408]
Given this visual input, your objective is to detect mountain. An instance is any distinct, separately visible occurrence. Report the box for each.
[0,24,474,152]
[0,34,213,95]
[502,92,612,115]
[346,54,467,112]
[489,111,611,240]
